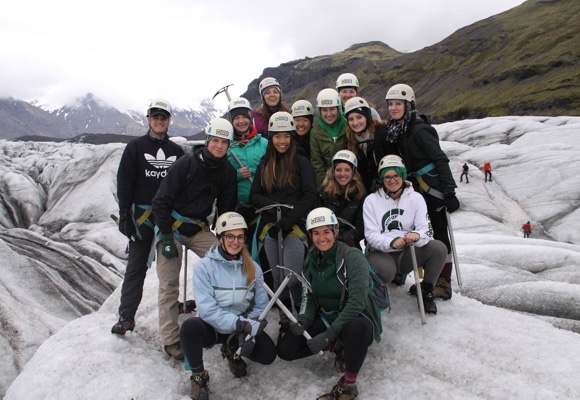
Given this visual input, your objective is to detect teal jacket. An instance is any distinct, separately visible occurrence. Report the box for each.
[227,132,268,206]
[309,124,348,186]
[300,241,382,343]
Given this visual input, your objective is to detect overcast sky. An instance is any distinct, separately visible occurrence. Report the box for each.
[1,0,526,112]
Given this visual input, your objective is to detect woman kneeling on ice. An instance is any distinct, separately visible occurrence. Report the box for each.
[180,212,276,400]
[277,207,382,400]
[363,155,447,314]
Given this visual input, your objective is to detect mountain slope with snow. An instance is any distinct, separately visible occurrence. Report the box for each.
[1,116,579,399]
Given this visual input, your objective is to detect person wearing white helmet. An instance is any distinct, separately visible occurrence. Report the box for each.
[336,72,381,120]
[250,111,317,336]
[152,118,238,361]
[310,88,348,186]
[111,98,185,336]
[318,150,366,248]
[343,96,398,193]
[252,77,290,134]
[277,207,382,400]
[179,212,276,398]
[291,99,315,157]
[363,155,447,315]
[227,97,268,238]
[380,83,459,300]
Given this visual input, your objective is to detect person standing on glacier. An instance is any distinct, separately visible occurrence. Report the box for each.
[112,99,184,336]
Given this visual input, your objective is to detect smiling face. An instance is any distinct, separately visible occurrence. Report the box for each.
[321,107,339,125]
[220,228,245,256]
[294,116,312,136]
[206,137,230,158]
[383,170,404,193]
[339,87,357,105]
[263,88,281,107]
[310,225,337,252]
[347,112,367,133]
[272,132,292,154]
[334,162,354,188]
[147,115,170,138]
[232,115,251,135]
[388,99,406,121]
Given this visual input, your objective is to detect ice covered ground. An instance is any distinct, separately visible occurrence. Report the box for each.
[2,116,580,399]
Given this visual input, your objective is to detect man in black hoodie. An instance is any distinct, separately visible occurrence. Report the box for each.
[112,99,185,336]
[152,118,237,360]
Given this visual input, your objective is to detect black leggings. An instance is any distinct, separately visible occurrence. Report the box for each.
[277,315,374,374]
[180,317,277,370]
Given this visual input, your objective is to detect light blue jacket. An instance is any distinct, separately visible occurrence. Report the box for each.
[193,244,268,334]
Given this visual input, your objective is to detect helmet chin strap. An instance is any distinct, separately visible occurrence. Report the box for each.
[385,185,404,196]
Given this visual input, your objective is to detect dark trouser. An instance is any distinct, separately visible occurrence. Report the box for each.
[180,317,277,371]
[460,172,468,183]
[118,222,155,319]
[485,171,492,182]
[277,315,373,374]
[424,194,453,281]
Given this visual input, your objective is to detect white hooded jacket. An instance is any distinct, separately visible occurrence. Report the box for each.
[363,183,433,253]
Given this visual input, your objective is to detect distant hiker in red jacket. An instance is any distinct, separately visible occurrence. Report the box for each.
[522,221,532,238]
[484,162,492,182]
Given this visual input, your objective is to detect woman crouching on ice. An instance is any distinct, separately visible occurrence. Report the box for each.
[180,212,276,400]
[277,207,382,400]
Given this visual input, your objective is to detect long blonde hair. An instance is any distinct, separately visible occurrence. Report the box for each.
[240,245,256,285]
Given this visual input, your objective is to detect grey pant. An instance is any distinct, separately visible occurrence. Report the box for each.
[367,240,447,286]
[263,236,305,307]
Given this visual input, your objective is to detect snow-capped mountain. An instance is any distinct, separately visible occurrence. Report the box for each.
[0,94,222,140]
[1,117,579,399]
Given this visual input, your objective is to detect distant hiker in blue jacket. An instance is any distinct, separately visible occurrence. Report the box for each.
[180,212,276,400]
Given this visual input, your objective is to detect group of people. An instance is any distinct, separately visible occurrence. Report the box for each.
[112,73,461,400]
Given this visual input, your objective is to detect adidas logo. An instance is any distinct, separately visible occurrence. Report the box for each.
[144,149,177,169]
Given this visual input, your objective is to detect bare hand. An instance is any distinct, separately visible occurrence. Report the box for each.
[239,166,251,179]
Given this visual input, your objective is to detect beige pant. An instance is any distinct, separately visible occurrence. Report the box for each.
[156,231,217,346]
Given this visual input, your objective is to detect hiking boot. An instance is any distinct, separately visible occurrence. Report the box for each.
[220,344,247,378]
[189,370,210,400]
[432,277,452,300]
[164,341,184,360]
[316,381,359,400]
[391,272,406,286]
[420,282,437,315]
[408,283,418,296]
[111,317,135,335]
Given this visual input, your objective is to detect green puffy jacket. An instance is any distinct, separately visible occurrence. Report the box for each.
[309,124,347,186]
[300,241,382,343]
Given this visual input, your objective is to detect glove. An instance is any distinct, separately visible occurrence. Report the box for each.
[274,216,294,231]
[307,330,335,354]
[237,332,255,357]
[236,317,267,337]
[118,209,137,240]
[289,319,310,336]
[444,192,460,213]
[160,233,178,259]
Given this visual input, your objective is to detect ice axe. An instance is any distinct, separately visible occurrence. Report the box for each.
[409,243,427,325]
[212,84,233,102]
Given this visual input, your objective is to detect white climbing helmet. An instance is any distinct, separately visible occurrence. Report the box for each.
[147,98,172,117]
[259,77,281,96]
[206,118,234,141]
[228,97,252,121]
[332,149,358,170]
[291,99,314,117]
[215,212,248,235]
[306,207,338,231]
[316,88,341,108]
[336,73,359,90]
[378,154,407,180]
[343,97,370,117]
[268,111,295,133]
[385,84,415,105]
